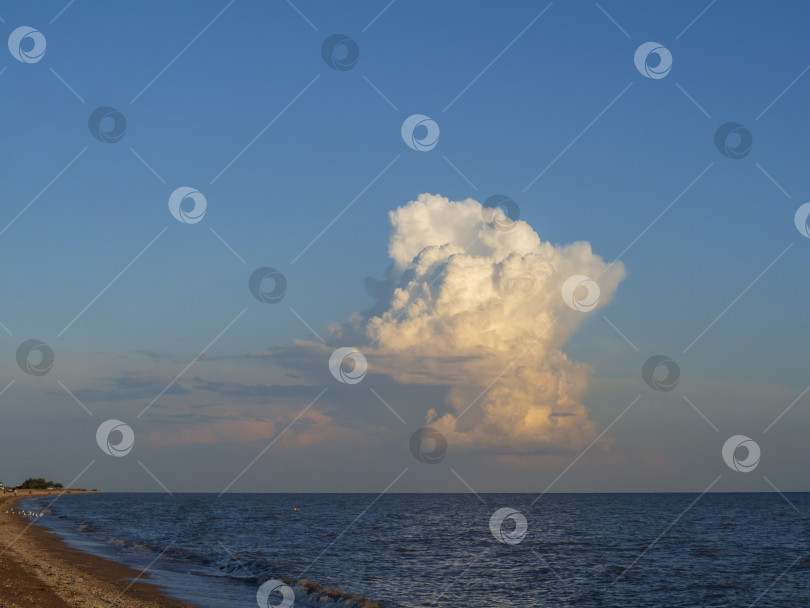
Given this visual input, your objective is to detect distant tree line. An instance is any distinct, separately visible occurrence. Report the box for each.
[20,478,63,489]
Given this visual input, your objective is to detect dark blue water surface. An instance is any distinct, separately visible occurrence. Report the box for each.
[21,493,810,607]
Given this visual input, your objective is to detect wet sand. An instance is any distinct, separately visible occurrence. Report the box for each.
[0,490,195,608]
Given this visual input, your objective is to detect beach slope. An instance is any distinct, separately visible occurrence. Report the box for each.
[0,491,194,608]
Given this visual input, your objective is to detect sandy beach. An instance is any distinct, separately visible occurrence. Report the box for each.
[0,491,194,608]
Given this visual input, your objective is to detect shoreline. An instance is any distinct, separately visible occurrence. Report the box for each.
[0,490,195,608]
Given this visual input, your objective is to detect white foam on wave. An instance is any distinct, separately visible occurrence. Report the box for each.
[287,578,385,608]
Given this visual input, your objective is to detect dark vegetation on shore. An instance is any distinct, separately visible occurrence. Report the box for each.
[1,477,67,491]
[20,478,64,490]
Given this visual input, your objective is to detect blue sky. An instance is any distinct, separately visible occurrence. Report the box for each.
[0,0,808,493]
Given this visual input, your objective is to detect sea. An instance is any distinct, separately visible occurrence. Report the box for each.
[20,492,810,607]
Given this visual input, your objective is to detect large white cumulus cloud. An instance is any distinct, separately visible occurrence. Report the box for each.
[353,193,625,453]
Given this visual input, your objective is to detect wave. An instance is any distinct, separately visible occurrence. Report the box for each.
[29,496,390,607]
[287,579,385,608]
[79,537,387,606]
[205,554,273,581]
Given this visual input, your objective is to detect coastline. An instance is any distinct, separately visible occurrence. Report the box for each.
[0,490,195,608]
